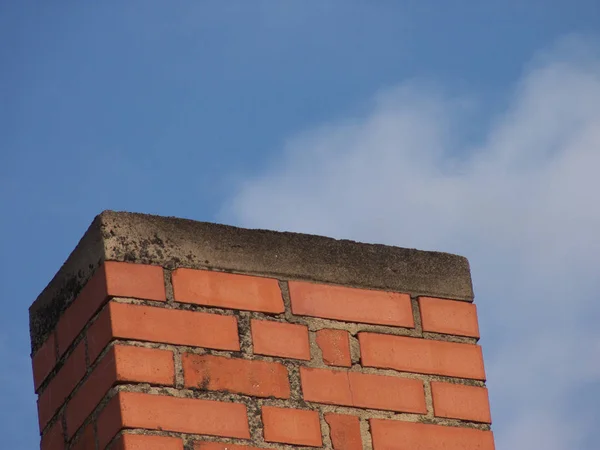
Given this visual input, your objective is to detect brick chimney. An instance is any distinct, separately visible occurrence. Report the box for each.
[29,211,494,450]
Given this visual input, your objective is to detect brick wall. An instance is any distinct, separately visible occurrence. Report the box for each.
[29,211,494,450]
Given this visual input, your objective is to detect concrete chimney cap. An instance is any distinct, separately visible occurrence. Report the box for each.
[29,210,473,353]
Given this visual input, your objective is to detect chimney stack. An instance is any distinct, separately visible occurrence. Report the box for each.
[29,211,494,449]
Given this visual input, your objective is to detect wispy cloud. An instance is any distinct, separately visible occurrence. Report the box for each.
[221,35,600,449]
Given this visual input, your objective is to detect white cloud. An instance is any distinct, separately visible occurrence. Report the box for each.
[221,35,600,450]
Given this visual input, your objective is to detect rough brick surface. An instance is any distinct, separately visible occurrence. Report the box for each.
[87,302,240,363]
[65,344,175,437]
[32,332,56,392]
[97,392,250,449]
[40,419,64,450]
[301,367,426,413]
[103,261,166,303]
[37,340,86,431]
[316,329,352,367]
[359,332,486,380]
[66,354,114,438]
[431,382,492,423]
[261,406,322,447]
[110,434,185,450]
[55,266,108,357]
[251,319,310,360]
[183,353,290,398]
[110,344,175,386]
[420,297,480,338]
[325,413,363,450]
[289,281,414,328]
[194,443,262,450]
[370,419,495,450]
[70,424,95,450]
[55,262,165,357]
[172,268,284,313]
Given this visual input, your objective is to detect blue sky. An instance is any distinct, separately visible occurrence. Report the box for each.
[1,2,600,449]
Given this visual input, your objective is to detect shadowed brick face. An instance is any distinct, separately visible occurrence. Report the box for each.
[32,333,56,392]
[29,211,494,449]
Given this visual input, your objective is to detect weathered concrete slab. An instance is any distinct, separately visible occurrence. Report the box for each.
[29,210,473,352]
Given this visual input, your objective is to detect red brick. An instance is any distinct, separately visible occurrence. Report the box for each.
[289,281,414,328]
[87,302,239,364]
[95,393,122,449]
[66,350,116,438]
[32,332,56,392]
[431,382,492,423]
[316,329,351,367]
[194,443,262,450]
[56,262,166,356]
[70,423,95,450]
[110,434,184,450]
[86,303,114,365]
[172,269,284,313]
[370,419,495,450]
[300,367,426,413]
[65,344,175,437]
[419,297,480,338]
[103,261,166,302]
[112,344,175,385]
[325,414,363,450]
[251,319,310,360]
[262,406,322,447]
[40,419,64,450]
[183,353,290,398]
[97,392,250,449]
[359,333,486,380]
[37,340,86,431]
[56,266,107,357]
